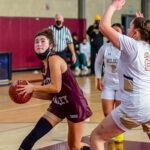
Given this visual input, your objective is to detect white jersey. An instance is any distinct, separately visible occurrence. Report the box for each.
[118,33,150,110]
[95,42,121,90]
[111,34,150,131]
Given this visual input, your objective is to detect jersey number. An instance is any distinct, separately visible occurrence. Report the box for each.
[144,52,150,71]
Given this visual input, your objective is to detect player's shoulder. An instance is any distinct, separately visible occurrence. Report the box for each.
[49,55,64,65]
[119,33,135,44]
[137,41,150,52]
[101,42,111,49]
[137,40,149,47]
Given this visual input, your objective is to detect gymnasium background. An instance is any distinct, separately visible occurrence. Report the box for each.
[0,0,148,70]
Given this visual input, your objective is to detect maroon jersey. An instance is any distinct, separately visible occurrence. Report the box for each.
[42,53,92,123]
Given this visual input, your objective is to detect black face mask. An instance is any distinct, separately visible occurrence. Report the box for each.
[95,21,100,29]
[95,20,100,25]
[56,20,62,26]
[36,48,49,60]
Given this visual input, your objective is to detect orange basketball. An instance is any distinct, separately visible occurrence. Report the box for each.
[9,80,32,104]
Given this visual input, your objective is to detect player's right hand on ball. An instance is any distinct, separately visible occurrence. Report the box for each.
[17,81,34,97]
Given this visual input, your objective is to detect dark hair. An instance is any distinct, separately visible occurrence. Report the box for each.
[34,28,54,45]
[112,23,125,34]
[133,17,150,43]
[82,37,87,40]
[72,32,77,37]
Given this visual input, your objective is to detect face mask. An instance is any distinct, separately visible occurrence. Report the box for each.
[36,48,49,60]
[95,21,100,25]
[56,20,62,26]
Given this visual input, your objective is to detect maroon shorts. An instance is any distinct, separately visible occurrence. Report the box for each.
[47,95,92,123]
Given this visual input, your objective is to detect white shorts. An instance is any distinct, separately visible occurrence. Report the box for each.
[111,105,150,132]
[101,88,121,101]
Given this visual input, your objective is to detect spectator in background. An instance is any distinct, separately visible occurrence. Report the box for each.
[49,13,76,64]
[87,14,104,75]
[72,33,88,74]
[80,38,91,67]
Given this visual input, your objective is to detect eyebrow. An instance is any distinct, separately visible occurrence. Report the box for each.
[40,38,46,40]
[35,38,46,41]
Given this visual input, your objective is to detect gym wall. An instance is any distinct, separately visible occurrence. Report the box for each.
[0,0,142,70]
[0,0,142,30]
[148,1,150,18]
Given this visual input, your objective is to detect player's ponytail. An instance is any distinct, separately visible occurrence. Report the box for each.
[133,18,150,43]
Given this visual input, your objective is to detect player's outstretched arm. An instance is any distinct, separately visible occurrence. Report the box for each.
[99,0,125,49]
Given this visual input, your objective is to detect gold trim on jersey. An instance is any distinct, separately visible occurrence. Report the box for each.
[119,109,142,129]
[142,123,150,133]
[120,109,150,132]
[124,79,133,93]
[111,65,117,73]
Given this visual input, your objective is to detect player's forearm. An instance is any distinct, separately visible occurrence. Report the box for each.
[32,92,52,100]
[95,56,103,78]
[99,4,120,49]
[33,83,61,94]
[100,5,116,33]
[95,63,102,79]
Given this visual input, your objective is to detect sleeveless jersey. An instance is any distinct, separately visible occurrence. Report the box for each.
[42,53,92,123]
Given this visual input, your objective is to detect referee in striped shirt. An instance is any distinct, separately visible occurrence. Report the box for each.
[49,13,76,64]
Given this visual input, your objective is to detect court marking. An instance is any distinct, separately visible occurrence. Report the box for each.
[0,93,101,113]
[0,124,34,133]
[0,102,50,112]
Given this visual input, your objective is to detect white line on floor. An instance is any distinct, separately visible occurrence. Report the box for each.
[0,102,50,113]
[0,93,101,113]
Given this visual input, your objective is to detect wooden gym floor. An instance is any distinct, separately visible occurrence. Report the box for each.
[0,70,150,150]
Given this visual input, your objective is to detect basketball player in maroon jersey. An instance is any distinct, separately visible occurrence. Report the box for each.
[18,28,92,150]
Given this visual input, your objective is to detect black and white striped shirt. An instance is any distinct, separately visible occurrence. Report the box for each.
[49,25,73,52]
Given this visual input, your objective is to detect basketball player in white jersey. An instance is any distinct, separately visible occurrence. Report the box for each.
[90,0,150,149]
[95,23,124,142]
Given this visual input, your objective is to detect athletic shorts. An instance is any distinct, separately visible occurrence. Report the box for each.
[45,95,92,123]
[101,88,121,101]
[111,105,150,132]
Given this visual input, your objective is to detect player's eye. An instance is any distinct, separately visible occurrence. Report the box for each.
[35,40,39,44]
[41,40,45,43]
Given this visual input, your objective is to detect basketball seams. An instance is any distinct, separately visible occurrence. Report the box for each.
[9,80,32,104]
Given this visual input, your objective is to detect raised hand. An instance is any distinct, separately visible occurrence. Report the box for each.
[111,0,126,11]
[136,12,144,18]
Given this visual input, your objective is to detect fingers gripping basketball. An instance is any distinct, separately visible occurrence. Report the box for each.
[9,80,32,104]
